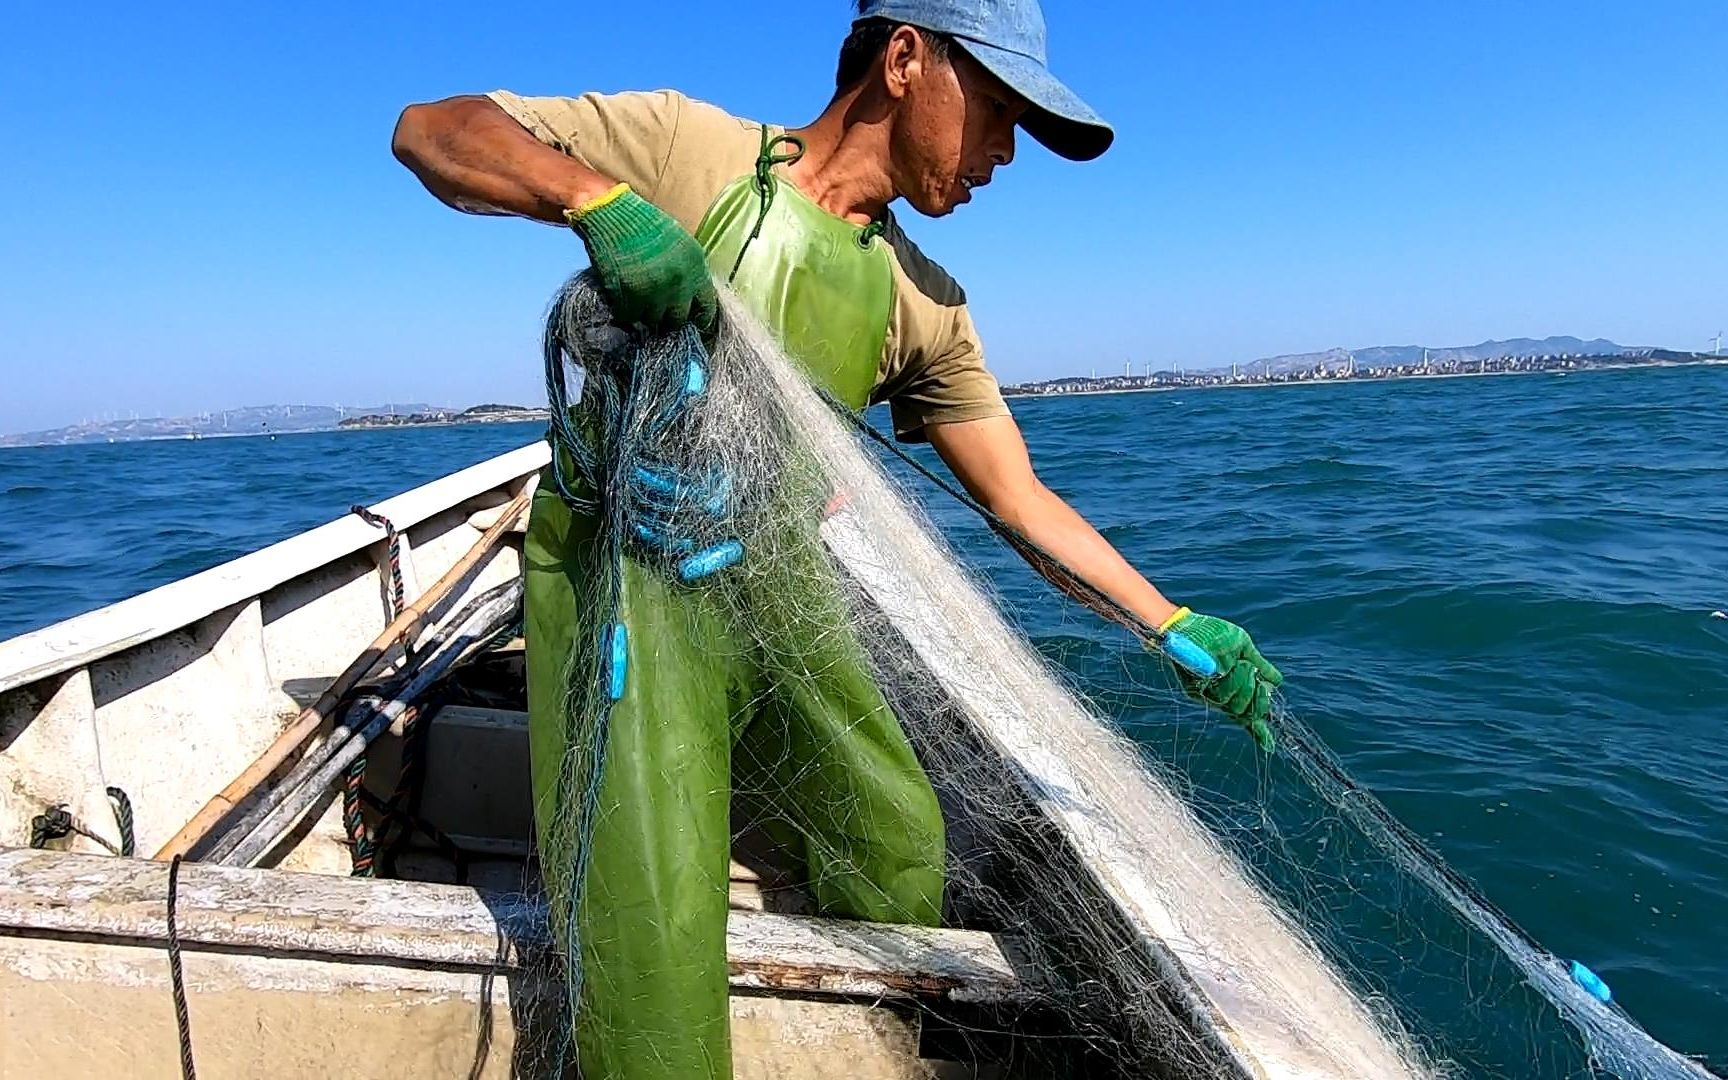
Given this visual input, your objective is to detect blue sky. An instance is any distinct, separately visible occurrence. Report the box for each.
[2,1,1723,434]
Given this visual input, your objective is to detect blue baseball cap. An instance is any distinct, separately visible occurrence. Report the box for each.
[855,0,1114,161]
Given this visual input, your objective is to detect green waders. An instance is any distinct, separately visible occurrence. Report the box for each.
[524,134,946,1080]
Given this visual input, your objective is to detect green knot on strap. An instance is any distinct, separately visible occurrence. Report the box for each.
[857,218,887,249]
[729,128,810,285]
[755,131,806,192]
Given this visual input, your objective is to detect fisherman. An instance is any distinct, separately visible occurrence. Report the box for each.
[394,2,1282,1076]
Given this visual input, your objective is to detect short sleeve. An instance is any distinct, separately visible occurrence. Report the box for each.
[486,89,684,204]
[883,303,1011,442]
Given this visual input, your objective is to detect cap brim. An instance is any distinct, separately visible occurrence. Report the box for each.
[952,37,1114,162]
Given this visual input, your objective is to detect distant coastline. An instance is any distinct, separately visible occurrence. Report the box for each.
[0,403,549,449]
[336,403,551,430]
[8,339,1723,448]
[1003,350,1723,399]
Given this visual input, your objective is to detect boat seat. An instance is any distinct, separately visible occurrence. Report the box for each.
[0,848,1034,1006]
[0,848,1035,1079]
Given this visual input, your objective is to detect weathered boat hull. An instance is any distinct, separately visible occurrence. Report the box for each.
[0,445,547,870]
[0,444,1035,1078]
[0,440,1418,1078]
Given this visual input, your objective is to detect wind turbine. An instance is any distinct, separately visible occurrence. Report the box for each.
[1711,332,1723,356]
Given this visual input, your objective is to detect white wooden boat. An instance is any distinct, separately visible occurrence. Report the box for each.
[0,442,1417,1079]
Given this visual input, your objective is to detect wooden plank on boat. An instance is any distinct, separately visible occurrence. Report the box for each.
[0,849,1031,1006]
[0,442,549,696]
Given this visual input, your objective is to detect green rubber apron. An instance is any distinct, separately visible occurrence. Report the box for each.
[523,131,945,1080]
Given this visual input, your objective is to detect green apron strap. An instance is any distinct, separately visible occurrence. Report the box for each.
[695,125,895,409]
[724,127,808,286]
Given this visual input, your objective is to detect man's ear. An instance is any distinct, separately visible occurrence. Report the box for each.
[880,24,925,101]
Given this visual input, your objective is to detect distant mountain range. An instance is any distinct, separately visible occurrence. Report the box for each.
[0,404,448,448]
[1223,336,1642,377]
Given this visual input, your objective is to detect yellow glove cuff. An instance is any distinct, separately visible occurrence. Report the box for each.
[565,182,632,224]
[1157,606,1193,634]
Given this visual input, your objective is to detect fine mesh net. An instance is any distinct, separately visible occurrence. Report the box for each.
[534,274,1712,1079]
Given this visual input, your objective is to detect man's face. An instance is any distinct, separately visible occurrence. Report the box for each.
[889,40,1028,217]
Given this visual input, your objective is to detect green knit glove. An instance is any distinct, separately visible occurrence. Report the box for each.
[1154,608,1284,752]
[564,184,718,332]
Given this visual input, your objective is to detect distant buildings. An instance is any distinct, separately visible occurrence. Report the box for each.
[1001,349,1716,398]
[336,404,549,429]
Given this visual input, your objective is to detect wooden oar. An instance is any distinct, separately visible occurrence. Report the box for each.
[152,487,533,862]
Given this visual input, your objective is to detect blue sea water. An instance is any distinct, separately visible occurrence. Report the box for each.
[3,365,1725,1068]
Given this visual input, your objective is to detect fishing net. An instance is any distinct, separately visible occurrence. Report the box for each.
[534,273,1712,1079]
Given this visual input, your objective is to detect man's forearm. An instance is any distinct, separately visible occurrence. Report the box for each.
[998,484,1182,631]
[392,95,615,222]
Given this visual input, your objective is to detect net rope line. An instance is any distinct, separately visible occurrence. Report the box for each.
[803,344,1717,1077]
[820,373,1555,954]
[774,341,1423,1076]
[533,275,1714,1079]
[810,369,1717,1080]
[814,370,1718,1078]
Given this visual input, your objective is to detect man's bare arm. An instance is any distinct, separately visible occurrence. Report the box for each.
[392,95,615,222]
[925,414,1182,631]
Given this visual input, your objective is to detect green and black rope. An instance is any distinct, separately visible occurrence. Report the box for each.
[343,504,413,877]
[28,787,134,856]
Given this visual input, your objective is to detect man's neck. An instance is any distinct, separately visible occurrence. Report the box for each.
[784,91,898,225]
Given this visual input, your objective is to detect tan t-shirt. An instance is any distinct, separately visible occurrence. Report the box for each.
[489,88,1010,441]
